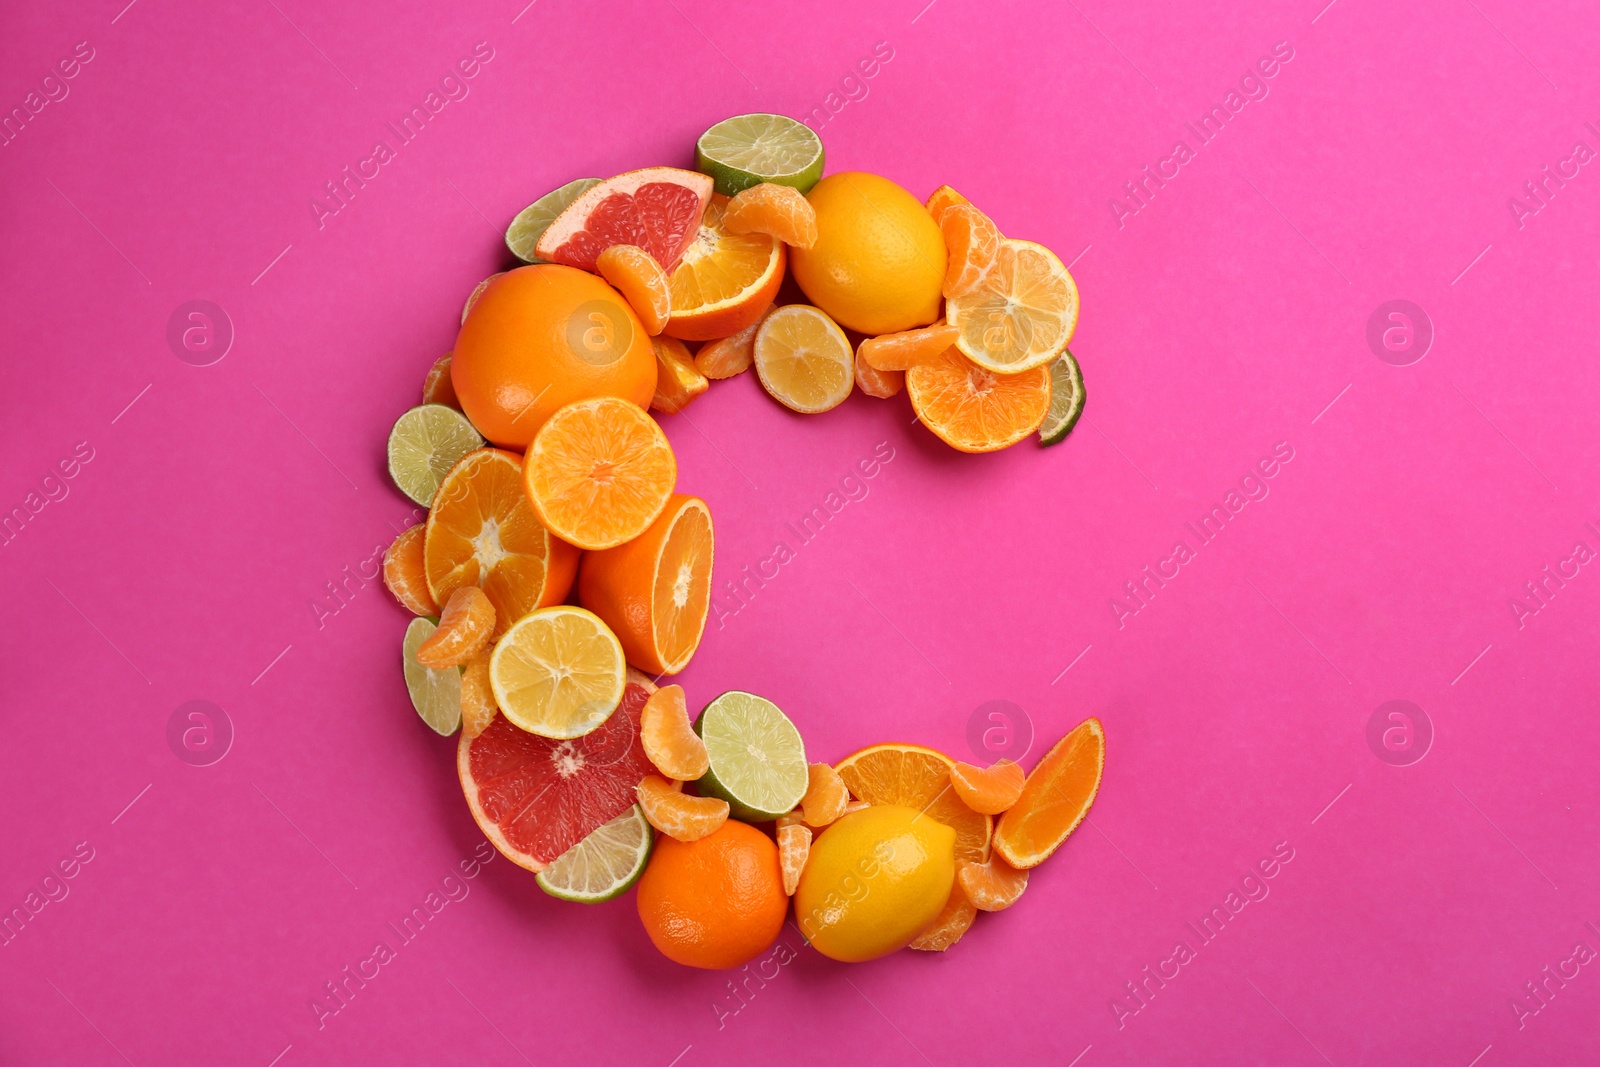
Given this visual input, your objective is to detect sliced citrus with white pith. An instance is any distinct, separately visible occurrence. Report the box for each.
[694,691,809,822]
[506,177,601,264]
[1040,349,1086,445]
[403,617,462,736]
[535,804,654,902]
[907,346,1051,453]
[946,239,1079,374]
[695,113,825,196]
[754,304,854,414]
[489,605,626,739]
[387,404,485,507]
[535,167,713,275]
[664,194,784,340]
[834,742,992,865]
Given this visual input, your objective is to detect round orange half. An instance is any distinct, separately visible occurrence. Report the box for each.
[664,194,785,341]
[833,743,992,864]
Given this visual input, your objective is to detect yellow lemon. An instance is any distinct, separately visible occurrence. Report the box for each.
[792,804,956,962]
[789,173,946,335]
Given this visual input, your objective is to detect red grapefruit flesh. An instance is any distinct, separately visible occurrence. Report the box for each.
[534,167,713,275]
[459,679,658,872]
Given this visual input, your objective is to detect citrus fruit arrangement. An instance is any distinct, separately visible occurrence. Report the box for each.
[381,113,1102,969]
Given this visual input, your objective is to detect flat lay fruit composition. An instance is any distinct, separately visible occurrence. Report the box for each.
[381,113,1103,968]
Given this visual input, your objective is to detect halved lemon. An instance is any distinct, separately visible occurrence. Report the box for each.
[946,239,1079,374]
[664,195,785,341]
[753,304,854,414]
[488,605,626,739]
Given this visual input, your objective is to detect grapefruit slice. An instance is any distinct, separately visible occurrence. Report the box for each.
[459,674,659,872]
[535,167,713,276]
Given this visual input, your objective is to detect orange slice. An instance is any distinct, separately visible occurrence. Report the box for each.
[777,821,812,895]
[650,336,708,415]
[858,320,960,372]
[939,205,1002,299]
[800,762,849,828]
[854,346,903,399]
[383,524,437,616]
[422,353,458,408]
[924,184,971,224]
[637,774,729,842]
[910,885,977,951]
[524,397,677,551]
[907,346,1050,453]
[597,244,671,335]
[959,855,1029,911]
[753,304,855,413]
[949,759,1026,815]
[946,239,1079,374]
[416,586,496,669]
[994,717,1105,869]
[459,656,496,741]
[576,494,713,675]
[723,183,818,248]
[834,743,991,864]
[665,194,785,341]
[640,684,709,780]
[694,306,774,379]
[425,449,577,635]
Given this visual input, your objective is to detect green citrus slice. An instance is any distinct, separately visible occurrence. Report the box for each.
[693,690,808,821]
[505,178,602,264]
[387,404,484,507]
[1039,349,1086,445]
[695,114,825,196]
[403,617,461,736]
[536,804,654,902]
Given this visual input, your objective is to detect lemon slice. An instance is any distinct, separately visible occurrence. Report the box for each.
[753,305,854,414]
[946,239,1079,375]
[387,404,484,507]
[489,606,625,739]
[403,617,461,736]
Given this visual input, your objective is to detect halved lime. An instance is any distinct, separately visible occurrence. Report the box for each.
[387,404,484,506]
[1039,349,1085,446]
[506,178,602,264]
[403,617,461,736]
[695,114,825,197]
[536,804,653,902]
[694,691,807,821]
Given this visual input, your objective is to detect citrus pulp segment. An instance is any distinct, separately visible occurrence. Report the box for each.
[694,691,809,822]
[506,177,602,264]
[946,238,1079,374]
[488,605,626,739]
[596,244,671,335]
[387,404,486,507]
[383,524,437,616]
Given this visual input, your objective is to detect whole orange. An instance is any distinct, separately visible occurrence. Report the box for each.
[636,819,786,970]
[451,265,657,449]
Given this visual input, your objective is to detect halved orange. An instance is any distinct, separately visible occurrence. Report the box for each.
[723,183,818,248]
[597,244,671,335]
[576,494,713,674]
[664,194,785,340]
[637,774,728,842]
[523,398,677,551]
[994,717,1104,869]
[907,346,1050,453]
[650,336,708,415]
[858,320,960,372]
[910,884,977,951]
[425,449,578,636]
[640,683,709,780]
[959,855,1029,911]
[949,759,1026,815]
[416,585,496,669]
[834,743,991,864]
[383,524,437,616]
[946,239,1079,374]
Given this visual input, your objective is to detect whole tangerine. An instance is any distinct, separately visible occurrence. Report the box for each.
[635,819,787,970]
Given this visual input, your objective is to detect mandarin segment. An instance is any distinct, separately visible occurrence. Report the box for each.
[994,717,1105,869]
[924,184,971,224]
[959,855,1029,911]
[910,884,978,951]
[907,346,1051,453]
[777,822,812,895]
[524,397,677,551]
[949,759,1027,815]
[800,762,850,828]
[854,347,904,398]
[459,656,497,740]
[637,774,729,842]
[383,524,437,616]
[649,336,709,415]
[422,353,458,408]
[597,244,672,335]
[666,194,785,341]
[723,183,819,248]
[640,684,710,780]
[940,204,1003,299]
[859,320,960,372]
[416,585,497,669]
[693,306,774,379]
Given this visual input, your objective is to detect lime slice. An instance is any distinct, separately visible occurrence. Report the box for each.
[506,178,602,264]
[1039,349,1085,446]
[695,114,825,197]
[403,617,461,736]
[387,404,484,507]
[694,691,808,821]
[536,804,653,902]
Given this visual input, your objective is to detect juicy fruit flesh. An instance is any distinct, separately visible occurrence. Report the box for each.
[697,691,808,820]
[597,244,671,336]
[650,502,713,672]
[940,205,1002,299]
[416,585,496,669]
[489,606,625,739]
[544,181,707,274]
[723,183,818,248]
[949,759,1027,815]
[650,336,708,415]
[907,347,1051,454]
[909,885,978,952]
[959,856,1029,911]
[995,717,1105,868]
[754,305,854,414]
[461,683,656,869]
[666,195,784,339]
[858,321,960,372]
[835,743,992,865]
[637,774,729,842]
[947,239,1079,373]
[526,397,677,551]
[384,524,437,616]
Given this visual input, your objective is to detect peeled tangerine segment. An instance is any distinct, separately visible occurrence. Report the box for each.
[959,856,1029,912]
[640,685,709,780]
[597,244,671,335]
[383,524,437,616]
[694,306,774,379]
[459,656,497,740]
[859,320,960,372]
[722,183,818,248]
[910,884,978,951]
[416,585,496,669]
[940,205,1002,299]
[854,347,903,399]
[925,184,971,224]
[778,822,812,896]
[637,774,728,842]
[949,759,1026,815]
[800,762,849,827]
[650,336,709,415]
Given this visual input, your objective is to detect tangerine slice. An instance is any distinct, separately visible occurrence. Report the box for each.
[753,304,854,413]
[907,346,1050,453]
[959,855,1029,911]
[994,717,1104,868]
[777,821,812,896]
[859,320,960,372]
[854,347,903,399]
[383,524,437,616]
[939,205,1002,299]
[649,336,708,415]
[576,494,713,675]
[425,449,576,635]
[637,774,729,842]
[416,585,496,669]
[422,353,458,408]
[834,743,991,864]
[596,244,671,335]
[640,684,709,780]
[723,183,818,248]
[946,239,1078,374]
[924,184,971,224]
[535,167,714,274]
[524,397,677,551]
[459,656,497,741]
[949,759,1026,815]
[800,762,849,828]
[909,884,977,951]
[843,798,870,816]
[694,305,774,379]
[666,194,785,340]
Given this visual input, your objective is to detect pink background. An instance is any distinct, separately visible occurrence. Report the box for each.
[4,0,1599,1063]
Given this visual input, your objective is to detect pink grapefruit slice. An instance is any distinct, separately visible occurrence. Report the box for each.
[534,167,713,275]
[459,673,659,872]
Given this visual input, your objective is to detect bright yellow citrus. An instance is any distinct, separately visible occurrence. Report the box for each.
[789,173,946,335]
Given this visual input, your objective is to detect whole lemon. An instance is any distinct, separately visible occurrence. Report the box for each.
[789,173,946,335]
[451,265,657,449]
[793,804,956,962]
